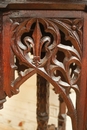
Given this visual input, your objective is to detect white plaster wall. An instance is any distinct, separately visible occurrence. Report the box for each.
[0,74,73,130]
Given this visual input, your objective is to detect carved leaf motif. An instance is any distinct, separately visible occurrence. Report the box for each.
[10,18,82,130]
[11,18,61,68]
[11,18,82,95]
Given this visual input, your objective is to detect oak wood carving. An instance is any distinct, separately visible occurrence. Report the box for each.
[0,1,87,130]
[1,16,82,130]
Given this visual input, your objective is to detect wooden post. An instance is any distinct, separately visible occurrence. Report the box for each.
[0,12,6,109]
[58,95,66,130]
[37,74,49,130]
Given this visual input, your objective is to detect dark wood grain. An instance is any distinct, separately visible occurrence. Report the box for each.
[37,74,49,130]
[0,1,87,130]
[0,12,6,109]
[0,0,87,11]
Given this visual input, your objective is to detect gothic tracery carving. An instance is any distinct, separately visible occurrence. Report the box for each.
[8,18,82,130]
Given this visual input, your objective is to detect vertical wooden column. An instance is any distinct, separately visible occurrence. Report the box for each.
[58,95,66,130]
[37,74,49,130]
[77,12,87,130]
[0,12,6,109]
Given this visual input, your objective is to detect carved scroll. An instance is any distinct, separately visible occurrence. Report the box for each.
[3,17,82,130]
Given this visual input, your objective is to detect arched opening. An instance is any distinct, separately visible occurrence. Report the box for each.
[0,73,76,130]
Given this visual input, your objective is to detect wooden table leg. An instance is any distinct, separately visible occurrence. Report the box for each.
[37,74,49,130]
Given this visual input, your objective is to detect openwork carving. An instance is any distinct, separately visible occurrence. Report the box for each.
[8,18,82,130]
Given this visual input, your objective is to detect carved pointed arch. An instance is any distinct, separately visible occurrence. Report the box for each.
[4,17,82,130]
